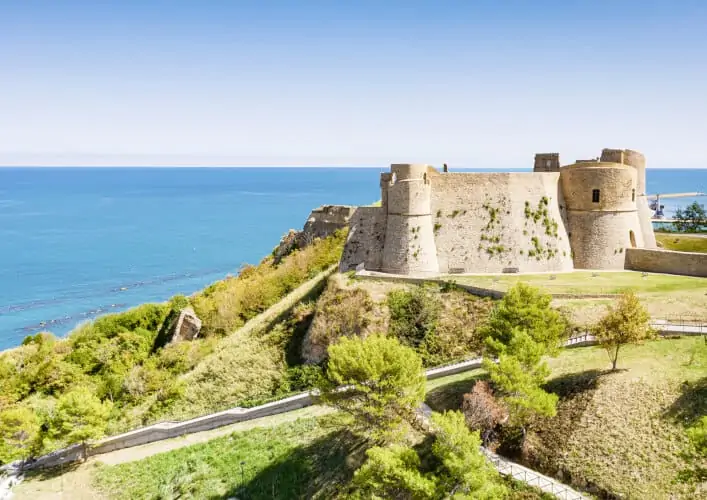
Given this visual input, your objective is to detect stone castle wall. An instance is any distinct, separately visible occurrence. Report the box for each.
[599,149,656,248]
[339,207,386,272]
[429,171,573,273]
[625,248,707,277]
[340,148,662,276]
[560,162,644,269]
[381,164,439,274]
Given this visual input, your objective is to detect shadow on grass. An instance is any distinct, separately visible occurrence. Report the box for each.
[425,373,486,412]
[543,369,606,400]
[511,369,607,487]
[665,376,707,427]
[215,428,368,499]
[21,460,84,482]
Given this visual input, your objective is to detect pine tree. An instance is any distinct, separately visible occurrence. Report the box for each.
[51,386,113,456]
[0,406,41,464]
[431,411,507,499]
[319,334,426,443]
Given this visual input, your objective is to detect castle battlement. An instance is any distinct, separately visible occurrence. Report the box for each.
[340,149,657,275]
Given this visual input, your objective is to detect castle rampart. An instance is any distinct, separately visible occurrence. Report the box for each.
[339,148,660,276]
[560,162,643,269]
[533,153,560,172]
[381,164,439,274]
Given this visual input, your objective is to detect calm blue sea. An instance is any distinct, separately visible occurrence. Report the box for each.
[0,167,705,350]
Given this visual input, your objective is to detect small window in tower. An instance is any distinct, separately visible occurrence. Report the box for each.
[546,160,552,168]
[632,189,635,202]
[592,189,600,203]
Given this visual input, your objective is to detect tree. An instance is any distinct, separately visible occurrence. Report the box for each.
[351,412,506,499]
[352,445,437,499]
[319,335,426,443]
[51,386,112,456]
[483,325,559,429]
[480,283,568,358]
[0,406,41,464]
[462,381,508,443]
[484,351,558,426]
[674,202,706,233]
[593,291,654,371]
[431,411,506,499]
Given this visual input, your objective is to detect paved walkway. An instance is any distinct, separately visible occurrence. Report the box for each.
[482,448,589,500]
[10,406,335,499]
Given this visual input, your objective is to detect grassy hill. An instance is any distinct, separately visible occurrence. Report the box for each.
[426,337,707,499]
[84,337,706,499]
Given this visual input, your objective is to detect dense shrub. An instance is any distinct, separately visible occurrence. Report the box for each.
[304,276,375,363]
[192,229,347,336]
[388,286,491,366]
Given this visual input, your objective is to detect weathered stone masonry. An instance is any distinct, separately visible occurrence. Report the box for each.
[341,148,659,274]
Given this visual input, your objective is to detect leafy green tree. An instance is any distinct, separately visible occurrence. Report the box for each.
[431,411,506,499]
[478,284,566,428]
[51,386,112,454]
[319,335,426,443]
[593,291,654,371]
[674,201,706,233]
[484,346,558,426]
[351,412,506,499]
[352,445,438,499]
[0,406,42,464]
[481,283,568,357]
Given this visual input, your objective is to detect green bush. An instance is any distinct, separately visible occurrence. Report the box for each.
[388,286,491,366]
[192,229,347,336]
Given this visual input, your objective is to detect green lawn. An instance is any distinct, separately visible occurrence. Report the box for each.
[91,338,705,499]
[447,270,707,295]
[656,233,707,253]
[424,337,707,499]
[92,413,365,499]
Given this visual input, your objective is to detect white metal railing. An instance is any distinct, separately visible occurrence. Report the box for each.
[482,448,589,500]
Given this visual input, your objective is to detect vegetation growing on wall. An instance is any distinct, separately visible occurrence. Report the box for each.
[523,198,561,260]
[479,196,510,258]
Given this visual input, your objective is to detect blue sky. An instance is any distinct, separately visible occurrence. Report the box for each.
[1,1,706,167]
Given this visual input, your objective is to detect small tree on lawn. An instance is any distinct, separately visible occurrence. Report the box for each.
[0,406,42,465]
[593,291,654,371]
[319,334,426,443]
[51,386,112,458]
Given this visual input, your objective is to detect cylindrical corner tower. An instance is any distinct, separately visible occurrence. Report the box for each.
[561,162,644,269]
[381,164,439,274]
[600,148,656,248]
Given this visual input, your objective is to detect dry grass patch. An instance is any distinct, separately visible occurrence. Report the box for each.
[524,338,707,499]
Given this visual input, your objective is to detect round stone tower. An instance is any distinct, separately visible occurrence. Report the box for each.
[600,148,656,248]
[381,164,439,274]
[561,161,644,269]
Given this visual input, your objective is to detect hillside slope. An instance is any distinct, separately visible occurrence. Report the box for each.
[525,338,705,499]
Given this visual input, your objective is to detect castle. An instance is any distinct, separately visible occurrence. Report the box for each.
[340,148,658,275]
